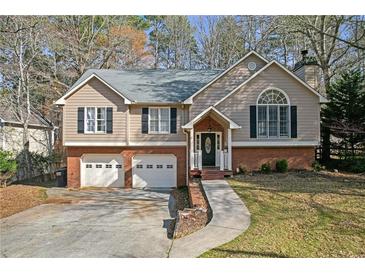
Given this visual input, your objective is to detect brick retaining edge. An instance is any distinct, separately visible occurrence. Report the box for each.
[173,179,211,239]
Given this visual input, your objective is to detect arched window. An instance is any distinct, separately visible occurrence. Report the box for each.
[257,89,290,138]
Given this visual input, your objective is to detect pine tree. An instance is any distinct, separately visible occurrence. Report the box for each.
[322,70,365,158]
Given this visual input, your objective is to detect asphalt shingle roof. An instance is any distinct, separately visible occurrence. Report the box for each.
[0,103,52,128]
[71,69,224,103]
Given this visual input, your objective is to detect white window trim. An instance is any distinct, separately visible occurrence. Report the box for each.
[256,89,291,139]
[148,107,170,134]
[256,87,290,105]
[84,107,107,134]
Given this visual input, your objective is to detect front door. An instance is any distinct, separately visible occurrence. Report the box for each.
[201,133,216,166]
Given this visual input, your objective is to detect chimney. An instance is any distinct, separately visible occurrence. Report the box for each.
[293,50,320,89]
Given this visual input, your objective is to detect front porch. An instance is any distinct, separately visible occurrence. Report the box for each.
[182,106,241,179]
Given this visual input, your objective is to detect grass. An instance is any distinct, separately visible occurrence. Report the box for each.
[0,185,48,218]
[201,171,365,258]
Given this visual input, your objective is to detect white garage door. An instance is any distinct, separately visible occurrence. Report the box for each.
[132,154,177,188]
[81,154,124,187]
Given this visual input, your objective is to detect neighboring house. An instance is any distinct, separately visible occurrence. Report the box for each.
[0,105,54,156]
[55,51,327,189]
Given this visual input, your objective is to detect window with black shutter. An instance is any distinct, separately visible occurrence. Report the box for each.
[106,107,113,133]
[290,106,297,138]
[250,105,257,138]
[77,107,84,133]
[170,108,177,133]
[141,107,149,134]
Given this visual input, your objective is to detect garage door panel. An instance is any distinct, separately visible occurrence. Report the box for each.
[133,155,176,188]
[81,154,124,187]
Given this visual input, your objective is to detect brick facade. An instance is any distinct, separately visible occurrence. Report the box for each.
[194,115,225,146]
[194,116,224,132]
[66,146,186,188]
[232,147,315,172]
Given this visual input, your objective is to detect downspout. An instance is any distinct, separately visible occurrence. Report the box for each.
[182,104,190,185]
[126,106,130,146]
[183,129,189,185]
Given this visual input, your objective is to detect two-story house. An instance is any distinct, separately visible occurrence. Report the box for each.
[55,51,327,188]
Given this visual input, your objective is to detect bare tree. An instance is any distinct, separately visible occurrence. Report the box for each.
[0,16,47,177]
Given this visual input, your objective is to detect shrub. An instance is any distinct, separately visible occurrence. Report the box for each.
[312,161,322,172]
[0,150,17,185]
[260,162,271,174]
[326,158,365,174]
[238,164,248,174]
[276,159,288,173]
[348,159,365,173]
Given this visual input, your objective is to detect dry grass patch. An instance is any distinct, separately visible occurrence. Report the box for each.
[0,185,47,218]
[201,171,365,258]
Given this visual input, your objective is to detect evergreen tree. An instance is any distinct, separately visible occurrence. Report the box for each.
[322,70,365,157]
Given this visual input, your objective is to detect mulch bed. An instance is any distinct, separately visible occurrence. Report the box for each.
[171,186,190,210]
[0,185,47,219]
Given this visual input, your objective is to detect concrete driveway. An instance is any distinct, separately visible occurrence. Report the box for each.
[0,188,175,258]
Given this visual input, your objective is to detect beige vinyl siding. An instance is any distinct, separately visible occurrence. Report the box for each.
[190,55,266,118]
[63,78,127,143]
[216,63,321,142]
[129,105,187,142]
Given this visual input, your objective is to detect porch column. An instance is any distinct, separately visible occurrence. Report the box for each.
[228,128,232,170]
[220,151,224,171]
[190,128,195,170]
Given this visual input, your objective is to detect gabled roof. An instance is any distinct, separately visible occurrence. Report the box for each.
[182,106,241,129]
[55,69,222,105]
[183,51,269,104]
[214,60,329,107]
[0,103,53,128]
[54,50,327,106]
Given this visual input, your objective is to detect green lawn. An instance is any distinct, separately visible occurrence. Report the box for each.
[201,171,365,258]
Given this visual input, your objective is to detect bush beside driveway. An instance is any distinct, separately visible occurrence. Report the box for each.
[201,171,365,258]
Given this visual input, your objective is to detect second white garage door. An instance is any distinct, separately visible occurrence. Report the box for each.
[132,154,177,188]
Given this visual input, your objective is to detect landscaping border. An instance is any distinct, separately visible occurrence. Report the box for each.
[173,179,211,239]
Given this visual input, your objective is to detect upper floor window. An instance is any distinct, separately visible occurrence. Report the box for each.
[85,107,106,133]
[257,89,290,138]
[149,107,170,134]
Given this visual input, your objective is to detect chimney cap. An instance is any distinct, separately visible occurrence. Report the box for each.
[293,50,318,71]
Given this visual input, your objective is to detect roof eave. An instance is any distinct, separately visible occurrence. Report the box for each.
[131,101,184,105]
[320,96,329,103]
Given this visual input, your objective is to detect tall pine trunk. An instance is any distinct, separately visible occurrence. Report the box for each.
[321,67,332,163]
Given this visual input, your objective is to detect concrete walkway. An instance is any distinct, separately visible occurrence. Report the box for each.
[169,180,251,258]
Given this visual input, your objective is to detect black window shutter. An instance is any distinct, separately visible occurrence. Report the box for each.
[106,107,113,133]
[142,108,149,134]
[290,106,297,138]
[170,108,177,133]
[77,107,84,133]
[250,105,257,138]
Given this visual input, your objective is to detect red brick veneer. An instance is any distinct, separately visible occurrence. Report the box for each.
[194,115,225,145]
[66,146,186,188]
[232,146,315,172]
[194,116,224,132]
